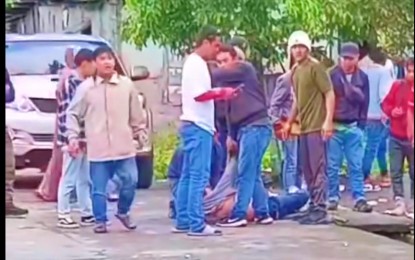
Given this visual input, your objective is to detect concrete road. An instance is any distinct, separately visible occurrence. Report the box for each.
[6,186,413,260]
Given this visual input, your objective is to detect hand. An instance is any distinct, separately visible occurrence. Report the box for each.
[279,122,292,141]
[321,120,334,141]
[226,136,238,155]
[218,87,241,101]
[391,107,404,118]
[68,138,80,157]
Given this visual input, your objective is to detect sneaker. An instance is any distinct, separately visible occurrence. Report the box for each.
[327,200,339,211]
[256,216,274,225]
[378,175,391,188]
[188,225,222,237]
[93,223,108,234]
[80,216,95,226]
[299,208,331,225]
[6,205,28,218]
[57,216,80,229]
[107,193,119,202]
[217,218,248,228]
[115,213,137,230]
[353,200,373,213]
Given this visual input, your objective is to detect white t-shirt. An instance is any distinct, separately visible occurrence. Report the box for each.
[179,53,215,134]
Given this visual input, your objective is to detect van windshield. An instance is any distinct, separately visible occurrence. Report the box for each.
[6,41,120,76]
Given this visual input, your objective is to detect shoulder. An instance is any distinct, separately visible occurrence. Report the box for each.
[118,75,134,87]
[76,77,94,95]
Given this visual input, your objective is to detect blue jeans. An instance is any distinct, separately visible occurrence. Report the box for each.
[377,132,389,175]
[268,191,309,220]
[175,122,213,232]
[362,120,389,180]
[57,152,92,217]
[281,138,301,192]
[106,176,121,197]
[231,125,272,219]
[327,125,365,202]
[89,157,138,223]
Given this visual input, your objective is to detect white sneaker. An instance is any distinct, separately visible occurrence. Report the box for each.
[57,216,80,229]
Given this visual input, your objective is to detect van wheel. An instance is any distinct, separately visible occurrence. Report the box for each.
[135,151,154,189]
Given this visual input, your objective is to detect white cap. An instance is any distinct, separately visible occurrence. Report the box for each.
[288,31,312,51]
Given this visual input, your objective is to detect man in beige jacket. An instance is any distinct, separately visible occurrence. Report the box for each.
[66,46,145,233]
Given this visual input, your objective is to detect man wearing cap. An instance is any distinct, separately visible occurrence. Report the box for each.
[281,30,335,225]
[326,43,372,213]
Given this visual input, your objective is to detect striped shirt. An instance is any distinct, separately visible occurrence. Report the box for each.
[57,73,85,147]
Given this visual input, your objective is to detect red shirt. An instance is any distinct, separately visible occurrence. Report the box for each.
[381,80,413,139]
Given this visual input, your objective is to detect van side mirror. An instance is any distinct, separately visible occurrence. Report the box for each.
[130,66,150,81]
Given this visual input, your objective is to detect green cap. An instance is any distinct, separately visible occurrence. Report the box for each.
[228,36,249,52]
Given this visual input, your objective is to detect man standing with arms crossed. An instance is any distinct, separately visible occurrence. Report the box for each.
[281,31,335,225]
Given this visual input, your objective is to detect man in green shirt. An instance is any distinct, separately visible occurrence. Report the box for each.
[281,31,335,225]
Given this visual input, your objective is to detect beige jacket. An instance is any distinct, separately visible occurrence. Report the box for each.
[66,74,144,161]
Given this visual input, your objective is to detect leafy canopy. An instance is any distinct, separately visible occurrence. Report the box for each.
[123,0,413,60]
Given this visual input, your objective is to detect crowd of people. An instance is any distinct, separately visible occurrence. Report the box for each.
[5,25,414,237]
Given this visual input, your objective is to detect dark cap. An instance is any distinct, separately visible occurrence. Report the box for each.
[195,25,221,45]
[340,42,359,58]
[228,36,249,52]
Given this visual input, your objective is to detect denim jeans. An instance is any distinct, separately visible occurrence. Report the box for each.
[377,132,389,175]
[389,136,414,199]
[281,138,301,192]
[106,176,121,197]
[268,191,309,220]
[175,122,213,232]
[89,157,138,223]
[230,125,272,219]
[327,125,365,202]
[57,152,92,217]
[362,120,389,180]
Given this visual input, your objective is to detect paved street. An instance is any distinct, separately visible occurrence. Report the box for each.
[6,185,413,260]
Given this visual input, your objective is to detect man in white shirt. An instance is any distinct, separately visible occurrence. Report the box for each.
[173,25,224,236]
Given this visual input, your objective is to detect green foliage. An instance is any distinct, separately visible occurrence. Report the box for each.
[153,127,179,180]
[123,0,413,64]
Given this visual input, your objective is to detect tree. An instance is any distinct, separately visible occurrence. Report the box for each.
[123,0,414,65]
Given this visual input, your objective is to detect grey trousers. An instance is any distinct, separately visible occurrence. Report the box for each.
[389,136,414,199]
[299,132,327,208]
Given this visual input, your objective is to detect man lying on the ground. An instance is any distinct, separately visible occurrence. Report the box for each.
[169,157,309,224]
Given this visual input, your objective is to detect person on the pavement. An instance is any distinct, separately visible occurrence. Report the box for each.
[211,44,273,228]
[326,42,372,213]
[173,25,233,237]
[6,68,29,218]
[381,57,414,216]
[280,31,335,225]
[359,45,394,190]
[55,49,96,228]
[66,46,145,234]
[204,158,309,224]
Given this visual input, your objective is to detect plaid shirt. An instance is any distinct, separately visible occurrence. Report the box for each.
[57,74,85,146]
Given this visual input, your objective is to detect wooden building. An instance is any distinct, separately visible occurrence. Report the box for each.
[6,0,123,51]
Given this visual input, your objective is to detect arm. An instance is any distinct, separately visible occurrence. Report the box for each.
[211,62,247,84]
[128,81,146,137]
[66,80,89,141]
[314,64,335,123]
[5,69,15,103]
[269,75,291,124]
[358,74,370,129]
[378,67,394,104]
[381,83,397,118]
[407,107,414,143]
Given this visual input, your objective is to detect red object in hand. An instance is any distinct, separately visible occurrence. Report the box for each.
[194,87,239,102]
